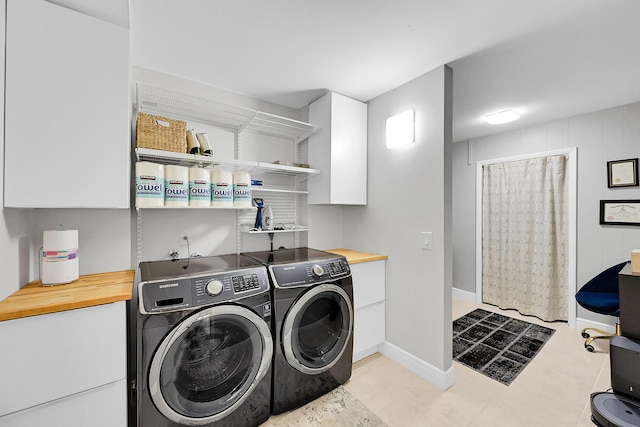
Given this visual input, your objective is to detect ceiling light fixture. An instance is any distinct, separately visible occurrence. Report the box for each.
[386,110,414,149]
[484,109,520,125]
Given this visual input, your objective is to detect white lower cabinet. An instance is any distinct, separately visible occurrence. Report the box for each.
[351,260,386,362]
[0,302,127,426]
[0,380,126,427]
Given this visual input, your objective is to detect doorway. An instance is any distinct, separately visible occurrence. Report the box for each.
[475,148,577,327]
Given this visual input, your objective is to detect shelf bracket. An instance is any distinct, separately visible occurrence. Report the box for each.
[238,111,258,134]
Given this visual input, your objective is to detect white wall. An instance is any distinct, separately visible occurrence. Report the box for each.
[452,102,640,325]
[0,0,36,300]
[341,66,453,379]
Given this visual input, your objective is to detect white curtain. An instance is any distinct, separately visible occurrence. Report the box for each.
[482,154,568,322]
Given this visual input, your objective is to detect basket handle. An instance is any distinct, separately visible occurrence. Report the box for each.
[154,119,171,127]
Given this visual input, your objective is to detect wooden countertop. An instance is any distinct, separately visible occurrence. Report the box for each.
[324,248,388,264]
[0,270,134,322]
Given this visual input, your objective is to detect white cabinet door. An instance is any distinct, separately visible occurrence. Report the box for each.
[0,302,126,416]
[351,260,385,309]
[4,0,130,208]
[350,260,386,362]
[0,380,127,427]
[354,302,385,362]
[308,92,367,205]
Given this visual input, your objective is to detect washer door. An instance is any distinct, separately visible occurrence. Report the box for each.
[148,305,272,425]
[282,283,353,374]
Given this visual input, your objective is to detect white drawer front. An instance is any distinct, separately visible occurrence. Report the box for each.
[351,260,386,309]
[0,379,127,427]
[353,302,385,356]
[0,302,126,416]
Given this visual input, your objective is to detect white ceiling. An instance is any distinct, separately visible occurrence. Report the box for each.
[130,0,640,142]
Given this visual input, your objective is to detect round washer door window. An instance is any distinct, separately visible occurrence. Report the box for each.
[282,283,353,374]
[148,305,272,425]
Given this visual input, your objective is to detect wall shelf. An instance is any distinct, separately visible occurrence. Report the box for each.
[242,227,309,234]
[134,83,318,257]
[135,205,255,211]
[251,187,309,195]
[135,148,319,177]
[136,83,320,143]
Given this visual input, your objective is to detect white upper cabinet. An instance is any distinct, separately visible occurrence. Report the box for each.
[308,92,367,205]
[4,0,130,208]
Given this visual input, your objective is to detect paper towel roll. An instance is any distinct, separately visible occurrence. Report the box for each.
[211,169,234,207]
[189,166,211,207]
[233,171,252,208]
[165,165,189,207]
[42,230,79,285]
[135,162,164,207]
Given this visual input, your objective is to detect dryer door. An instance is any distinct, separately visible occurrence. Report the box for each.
[282,283,353,374]
[148,305,272,425]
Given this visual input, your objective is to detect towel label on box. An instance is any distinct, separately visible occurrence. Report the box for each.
[233,183,251,203]
[212,183,233,203]
[189,179,211,201]
[165,180,189,202]
[136,175,164,199]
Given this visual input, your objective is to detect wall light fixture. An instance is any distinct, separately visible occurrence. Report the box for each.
[386,109,414,149]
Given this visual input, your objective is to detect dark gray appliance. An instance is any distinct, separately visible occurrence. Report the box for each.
[611,335,640,401]
[619,263,640,341]
[133,255,273,427]
[590,335,640,426]
[242,247,354,415]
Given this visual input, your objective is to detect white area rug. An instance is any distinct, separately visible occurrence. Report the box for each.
[263,385,387,426]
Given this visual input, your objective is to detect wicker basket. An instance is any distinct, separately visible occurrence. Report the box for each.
[136,112,187,153]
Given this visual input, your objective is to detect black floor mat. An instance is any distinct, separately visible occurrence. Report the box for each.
[453,308,555,385]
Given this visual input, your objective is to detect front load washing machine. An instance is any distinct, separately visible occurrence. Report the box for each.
[242,248,354,414]
[134,254,273,427]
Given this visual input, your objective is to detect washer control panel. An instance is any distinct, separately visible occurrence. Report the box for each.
[269,256,351,288]
[139,266,269,314]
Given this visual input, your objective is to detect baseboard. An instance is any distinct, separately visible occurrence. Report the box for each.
[576,317,616,334]
[452,287,476,302]
[353,346,380,363]
[379,341,454,390]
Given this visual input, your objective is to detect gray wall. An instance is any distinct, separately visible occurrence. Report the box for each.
[338,66,453,371]
[33,210,132,276]
[452,101,640,325]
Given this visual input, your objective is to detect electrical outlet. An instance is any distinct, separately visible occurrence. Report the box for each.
[179,231,189,246]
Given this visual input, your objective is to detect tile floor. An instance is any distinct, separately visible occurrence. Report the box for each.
[342,298,611,427]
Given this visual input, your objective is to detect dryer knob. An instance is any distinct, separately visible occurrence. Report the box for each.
[205,280,224,296]
[312,264,325,277]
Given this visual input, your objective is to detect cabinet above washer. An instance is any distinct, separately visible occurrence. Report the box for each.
[308,92,368,205]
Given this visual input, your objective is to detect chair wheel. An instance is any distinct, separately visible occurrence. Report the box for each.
[585,344,595,352]
[582,331,590,339]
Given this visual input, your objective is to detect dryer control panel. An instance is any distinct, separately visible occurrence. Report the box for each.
[269,257,351,289]
[138,266,270,314]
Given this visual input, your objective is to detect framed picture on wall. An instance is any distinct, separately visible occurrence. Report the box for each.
[600,200,640,225]
[607,158,638,188]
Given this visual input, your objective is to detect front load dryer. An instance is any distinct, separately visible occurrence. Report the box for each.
[134,254,272,427]
[242,247,354,414]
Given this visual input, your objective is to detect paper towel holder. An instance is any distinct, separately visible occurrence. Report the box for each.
[40,225,79,286]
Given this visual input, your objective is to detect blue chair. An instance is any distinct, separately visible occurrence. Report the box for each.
[575,261,627,352]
